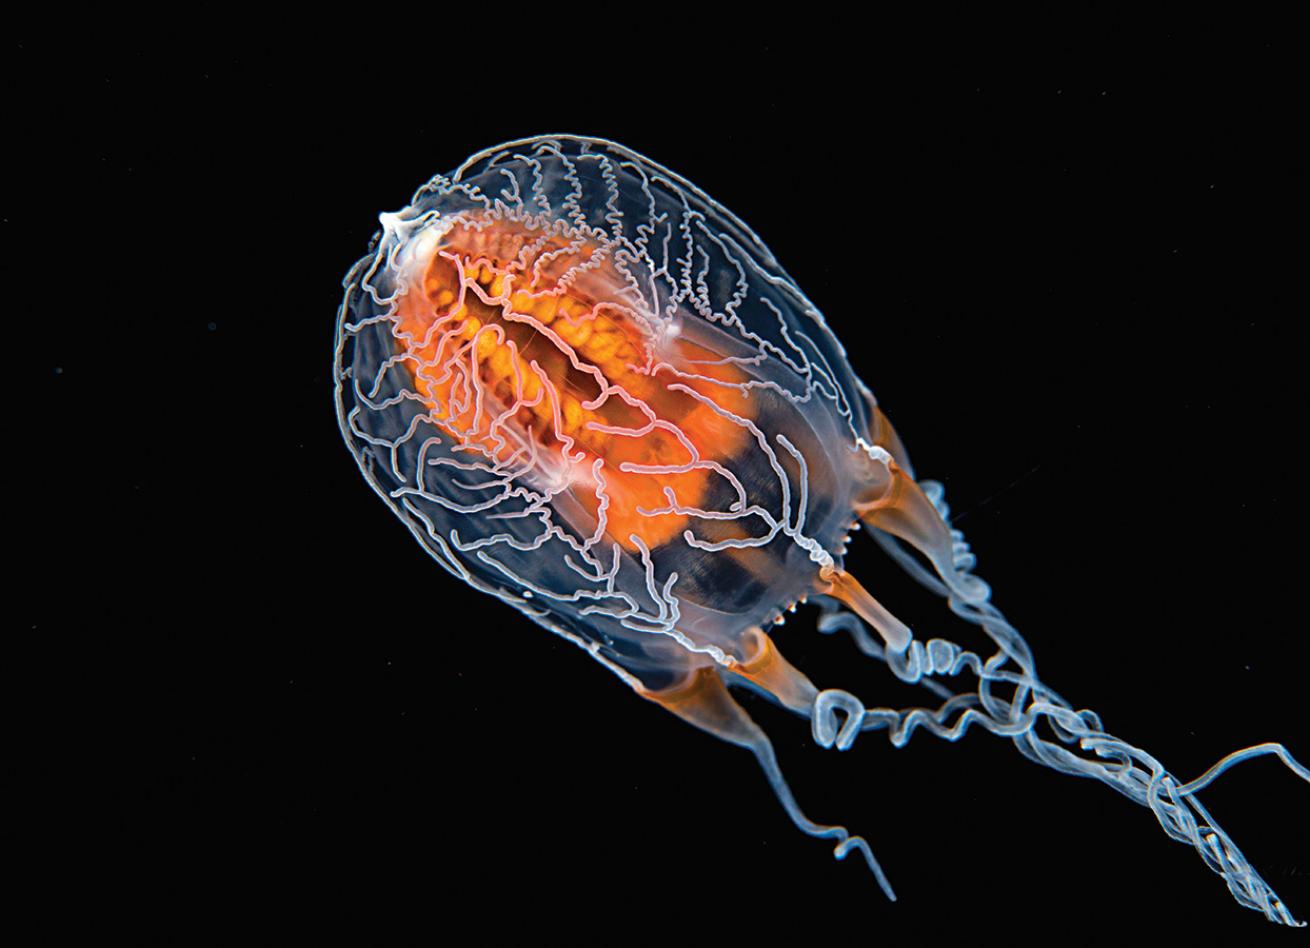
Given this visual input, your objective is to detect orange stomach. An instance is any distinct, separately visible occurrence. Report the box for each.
[393,214,752,552]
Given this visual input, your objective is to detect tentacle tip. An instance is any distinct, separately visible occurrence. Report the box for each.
[834,834,897,902]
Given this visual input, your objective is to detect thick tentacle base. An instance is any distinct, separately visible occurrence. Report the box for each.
[855,451,989,607]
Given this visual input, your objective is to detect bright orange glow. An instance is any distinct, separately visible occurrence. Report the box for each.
[393,215,752,551]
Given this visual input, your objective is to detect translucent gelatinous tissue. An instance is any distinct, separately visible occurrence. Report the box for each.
[334,135,1308,925]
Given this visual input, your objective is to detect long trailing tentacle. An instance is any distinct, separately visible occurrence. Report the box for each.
[641,666,897,901]
[818,477,1310,927]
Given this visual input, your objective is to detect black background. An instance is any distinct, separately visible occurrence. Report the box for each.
[14,23,1307,940]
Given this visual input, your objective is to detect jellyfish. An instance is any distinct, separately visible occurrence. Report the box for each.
[333,135,1308,926]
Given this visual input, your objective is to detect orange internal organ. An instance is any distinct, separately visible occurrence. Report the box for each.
[394,215,752,552]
